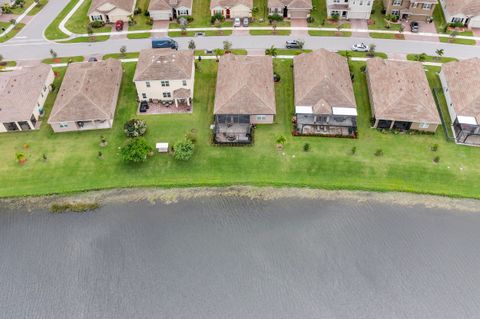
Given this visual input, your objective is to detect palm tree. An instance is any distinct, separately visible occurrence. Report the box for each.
[265,45,277,57]
[435,48,444,61]
[223,40,232,53]
[213,48,223,62]
[449,30,458,43]
[188,39,196,50]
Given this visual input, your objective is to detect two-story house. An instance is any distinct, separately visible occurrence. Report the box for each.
[439,0,480,29]
[326,0,373,20]
[383,0,436,22]
[134,49,195,108]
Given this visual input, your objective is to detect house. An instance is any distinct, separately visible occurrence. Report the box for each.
[293,49,357,137]
[439,0,480,29]
[88,0,136,23]
[210,0,252,19]
[440,58,480,145]
[133,49,195,108]
[213,55,276,144]
[0,64,54,133]
[268,0,312,19]
[366,58,440,132]
[326,0,373,20]
[48,59,123,133]
[148,0,192,21]
[383,0,436,22]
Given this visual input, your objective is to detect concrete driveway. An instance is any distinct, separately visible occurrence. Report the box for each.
[291,19,308,36]
[153,20,169,36]
[350,19,369,38]
[402,20,438,42]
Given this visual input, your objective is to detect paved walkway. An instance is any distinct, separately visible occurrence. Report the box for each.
[402,20,438,42]
[350,19,369,38]
[152,20,169,37]
[0,2,37,37]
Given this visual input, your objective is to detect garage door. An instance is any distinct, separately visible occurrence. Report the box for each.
[290,10,308,19]
[150,11,170,20]
[469,17,480,29]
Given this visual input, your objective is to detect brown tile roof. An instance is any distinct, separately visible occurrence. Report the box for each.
[134,49,194,81]
[214,55,276,115]
[293,49,356,114]
[442,58,480,123]
[88,0,135,15]
[268,0,312,9]
[443,0,480,16]
[48,59,123,123]
[0,64,52,123]
[149,0,192,11]
[210,0,253,9]
[173,88,191,99]
[366,58,440,124]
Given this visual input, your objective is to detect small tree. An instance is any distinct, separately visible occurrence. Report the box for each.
[214,19,222,35]
[330,12,340,21]
[265,45,277,57]
[296,39,304,49]
[272,20,277,34]
[119,45,127,57]
[9,18,16,25]
[449,30,458,43]
[124,119,147,137]
[303,143,310,152]
[351,146,357,155]
[120,138,152,162]
[367,43,376,58]
[173,139,194,161]
[435,48,444,61]
[87,25,94,39]
[49,49,57,59]
[276,135,286,145]
[214,48,223,62]
[223,40,232,53]
[188,39,196,50]
[180,22,187,35]
[399,24,405,33]
[415,52,427,62]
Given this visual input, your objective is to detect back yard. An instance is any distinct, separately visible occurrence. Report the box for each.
[1,58,480,199]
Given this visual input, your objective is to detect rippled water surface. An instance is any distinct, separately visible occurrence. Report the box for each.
[1,196,480,318]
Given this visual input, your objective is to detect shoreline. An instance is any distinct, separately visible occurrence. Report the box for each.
[1,186,480,213]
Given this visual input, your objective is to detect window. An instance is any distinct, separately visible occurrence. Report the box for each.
[256,115,267,121]
[146,81,151,88]
[43,85,47,91]
[391,10,400,16]
[177,9,189,15]
[161,80,170,87]
[423,3,432,10]
[163,92,171,98]
[91,15,103,21]
[392,0,401,6]
[59,122,69,128]
[142,93,147,99]
[182,80,187,86]
[419,123,430,129]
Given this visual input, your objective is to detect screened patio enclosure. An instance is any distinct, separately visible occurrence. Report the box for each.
[214,114,253,144]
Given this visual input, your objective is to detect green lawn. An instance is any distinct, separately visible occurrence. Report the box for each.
[276,49,313,55]
[128,0,152,34]
[337,50,388,59]
[41,56,85,64]
[103,52,140,59]
[194,49,248,55]
[406,54,458,63]
[368,0,404,39]
[168,29,233,37]
[0,23,25,43]
[127,32,152,39]
[308,0,346,28]
[439,31,476,45]
[44,0,77,40]
[433,4,476,45]
[250,29,291,35]
[9,0,45,15]
[63,35,109,42]
[309,28,351,37]
[2,56,480,199]
[27,0,48,15]
[0,61,17,67]
[65,0,112,34]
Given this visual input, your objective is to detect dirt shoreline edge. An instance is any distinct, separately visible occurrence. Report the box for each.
[1,186,479,213]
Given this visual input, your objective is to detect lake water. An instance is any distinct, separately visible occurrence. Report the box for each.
[1,195,480,318]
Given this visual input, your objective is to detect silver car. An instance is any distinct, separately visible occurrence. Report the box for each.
[233,18,241,27]
[243,17,249,27]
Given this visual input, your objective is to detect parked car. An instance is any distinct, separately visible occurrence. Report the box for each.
[243,17,249,27]
[139,101,149,113]
[151,37,178,50]
[410,21,420,33]
[352,43,369,52]
[88,57,98,62]
[285,40,302,49]
[234,18,241,27]
[115,20,124,31]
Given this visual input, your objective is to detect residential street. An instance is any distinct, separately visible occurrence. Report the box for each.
[1,0,480,61]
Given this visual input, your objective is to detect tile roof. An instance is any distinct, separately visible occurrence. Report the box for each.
[268,0,312,9]
[88,0,135,15]
[366,58,440,124]
[443,0,480,16]
[134,49,194,81]
[48,59,123,123]
[442,58,480,123]
[148,0,192,11]
[293,49,356,114]
[214,55,276,115]
[0,64,52,123]
[210,0,253,9]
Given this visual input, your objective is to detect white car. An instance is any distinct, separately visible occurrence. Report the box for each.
[352,43,369,52]
[233,18,241,27]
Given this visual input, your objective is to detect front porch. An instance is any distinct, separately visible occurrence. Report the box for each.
[453,122,480,146]
[214,123,253,144]
[138,99,192,115]
[75,119,111,130]
[2,114,41,132]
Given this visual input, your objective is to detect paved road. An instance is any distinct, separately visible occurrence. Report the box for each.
[1,0,480,61]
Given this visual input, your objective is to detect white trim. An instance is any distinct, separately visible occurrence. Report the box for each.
[457,115,477,125]
[295,106,313,114]
[332,107,357,116]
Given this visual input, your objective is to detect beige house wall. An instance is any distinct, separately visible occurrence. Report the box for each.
[250,114,274,124]
[89,7,132,22]
[50,119,113,133]
[211,4,252,18]
[383,0,435,21]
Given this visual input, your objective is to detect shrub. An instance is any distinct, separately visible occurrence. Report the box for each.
[433,156,440,163]
[182,15,194,23]
[120,138,152,162]
[211,13,224,24]
[124,119,147,137]
[431,144,438,152]
[90,20,105,28]
[146,17,153,25]
[374,149,383,157]
[360,65,367,73]
[306,16,314,23]
[330,12,340,21]
[268,14,283,22]
[134,7,142,15]
[144,10,150,16]
[173,139,194,161]
[303,143,310,152]
[351,146,357,155]
[252,7,259,14]
[50,202,100,213]
[185,132,197,144]
[276,135,286,145]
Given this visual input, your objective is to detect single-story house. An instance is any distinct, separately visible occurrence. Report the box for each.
[439,0,480,28]
[0,64,54,133]
[48,59,123,133]
[88,0,136,23]
[148,0,192,21]
[210,0,252,19]
[366,58,441,132]
[268,0,312,19]
[440,58,480,146]
[134,49,195,108]
[293,49,357,137]
[213,55,276,144]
